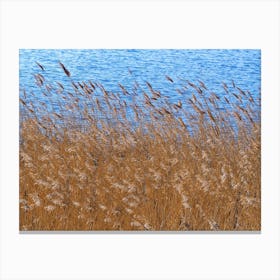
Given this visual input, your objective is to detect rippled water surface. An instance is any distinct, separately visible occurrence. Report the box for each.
[19,49,261,112]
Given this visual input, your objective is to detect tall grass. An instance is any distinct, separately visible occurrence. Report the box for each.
[19,62,261,231]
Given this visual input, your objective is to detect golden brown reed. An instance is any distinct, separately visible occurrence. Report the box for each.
[19,67,261,231]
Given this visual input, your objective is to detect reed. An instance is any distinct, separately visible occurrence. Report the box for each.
[19,63,261,231]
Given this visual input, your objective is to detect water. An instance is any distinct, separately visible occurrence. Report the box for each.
[19,49,261,123]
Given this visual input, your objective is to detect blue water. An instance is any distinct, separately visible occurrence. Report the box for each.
[19,49,261,119]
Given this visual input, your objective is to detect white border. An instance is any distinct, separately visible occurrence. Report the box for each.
[1,1,279,279]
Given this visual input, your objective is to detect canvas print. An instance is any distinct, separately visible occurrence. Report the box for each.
[19,49,261,231]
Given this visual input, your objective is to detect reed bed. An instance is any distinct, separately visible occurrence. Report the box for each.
[19,62,261,231]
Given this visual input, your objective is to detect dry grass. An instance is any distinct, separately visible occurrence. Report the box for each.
[19,63,261,231]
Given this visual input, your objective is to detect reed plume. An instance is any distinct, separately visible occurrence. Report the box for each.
[19,63,261,231]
